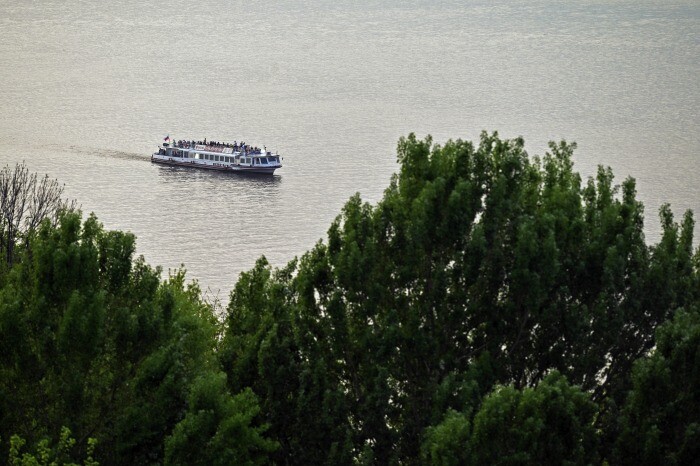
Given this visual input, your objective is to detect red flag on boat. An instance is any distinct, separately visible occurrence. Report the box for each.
[164,135,170,142]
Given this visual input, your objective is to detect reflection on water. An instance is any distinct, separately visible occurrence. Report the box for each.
[155,164,283,187]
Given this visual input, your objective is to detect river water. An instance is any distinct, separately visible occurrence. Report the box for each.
[0,0,698,302]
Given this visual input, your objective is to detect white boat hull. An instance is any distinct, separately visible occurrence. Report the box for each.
[151,153,280,175]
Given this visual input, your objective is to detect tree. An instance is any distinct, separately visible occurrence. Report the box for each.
[220,132,697,464]
[421,372,599,466]
[0,162,77,267]
[613,306,700,465]
[7,427,98,466]
[220,256,354,464]
[469,372,598,465]
[0,211,274,465]
[164,374,277,466]
[421,410,472,466]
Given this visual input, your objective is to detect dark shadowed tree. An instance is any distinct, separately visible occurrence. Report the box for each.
[613,306,700,466]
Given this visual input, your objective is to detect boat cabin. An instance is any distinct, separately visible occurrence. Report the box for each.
[159,143,280,167]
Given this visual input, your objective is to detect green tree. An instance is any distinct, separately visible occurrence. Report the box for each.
[469,372,598,465]
[220,132,696,464]
[220,256,354,464]
[421,372,598,466]
[420,410,472,466]
[613,306,700,465]
[0,211,274,465]
[7,427,98,466]
[165,374,277,466]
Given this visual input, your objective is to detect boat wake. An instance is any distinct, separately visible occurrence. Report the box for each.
[66,145,148,162]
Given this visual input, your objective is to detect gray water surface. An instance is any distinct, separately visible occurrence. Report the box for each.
[1,0,698,301]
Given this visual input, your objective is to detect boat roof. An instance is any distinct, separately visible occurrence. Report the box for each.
[165,145,277,157]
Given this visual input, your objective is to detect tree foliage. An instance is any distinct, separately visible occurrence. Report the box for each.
[613,306,700,465]
[8,427,98,466]
[165,375,277,466]
[0,210,273,465]
[468,371,598,465]
[220,132,699,464]
[420,371,598,466]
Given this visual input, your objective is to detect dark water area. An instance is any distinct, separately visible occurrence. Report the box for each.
[1,0,698,302]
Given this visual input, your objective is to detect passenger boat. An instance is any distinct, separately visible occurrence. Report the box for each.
[151,138,282,175]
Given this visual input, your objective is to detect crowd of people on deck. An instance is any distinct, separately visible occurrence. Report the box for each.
[173,138,268,155]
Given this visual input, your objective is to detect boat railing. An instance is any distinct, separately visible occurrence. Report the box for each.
[172,140,267,155]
